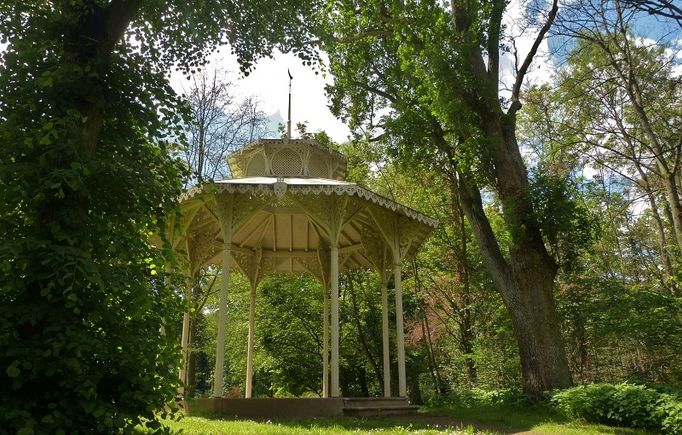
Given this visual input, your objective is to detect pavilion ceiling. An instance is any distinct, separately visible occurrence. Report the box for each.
[171,178,436,287]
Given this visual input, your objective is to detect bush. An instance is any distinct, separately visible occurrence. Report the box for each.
[659,395,682,435]
[437,388,535,408]
[550,383,682,433]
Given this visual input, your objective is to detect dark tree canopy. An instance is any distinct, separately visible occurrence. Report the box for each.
[0,0,317,432]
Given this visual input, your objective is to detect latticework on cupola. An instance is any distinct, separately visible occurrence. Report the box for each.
[227,138,348,180]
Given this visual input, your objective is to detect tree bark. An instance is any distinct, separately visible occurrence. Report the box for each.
[456,164,572,395]
[432,106,571,395]
[460,0,570,395]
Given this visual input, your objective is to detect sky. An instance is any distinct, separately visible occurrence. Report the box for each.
[4,5,677,146]
[0,5,550,145]
[170,50,352,143]
[169,0,553,144]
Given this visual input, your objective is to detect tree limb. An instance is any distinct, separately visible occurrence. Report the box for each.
[509,0,559,115]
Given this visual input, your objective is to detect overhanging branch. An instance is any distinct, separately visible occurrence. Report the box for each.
[509,0,559,115]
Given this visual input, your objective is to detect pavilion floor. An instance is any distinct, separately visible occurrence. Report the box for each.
[181,397,420,419]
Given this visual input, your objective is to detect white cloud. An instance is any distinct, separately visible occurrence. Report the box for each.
[499,0,555,101]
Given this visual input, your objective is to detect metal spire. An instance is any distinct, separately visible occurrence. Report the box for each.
[286,69,293,142]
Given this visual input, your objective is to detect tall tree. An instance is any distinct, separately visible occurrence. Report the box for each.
[621,0,682,25]
[543,0,682,289]
[180,69,268,393]
[0,0,317,431]
[317,0,573,395]
[184,68,268,186]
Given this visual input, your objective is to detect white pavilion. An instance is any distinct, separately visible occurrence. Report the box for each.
[171,134,436,405]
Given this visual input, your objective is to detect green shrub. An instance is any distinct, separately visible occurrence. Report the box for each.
[439,388,534,408]
[659,395,682,435]
[550,383,682,433]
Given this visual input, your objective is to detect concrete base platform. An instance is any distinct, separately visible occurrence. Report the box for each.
[342,397,420,417]
[182,397,419,419]
[183,398,345,419]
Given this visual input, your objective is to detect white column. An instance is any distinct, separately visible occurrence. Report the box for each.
[330,244,340,397]
[322,283,329,398]
[213,198,232,397]
[381,274,391,397]
[394,262,407,397]
[245,282,257,398]
[213,244,231,397]
[179,310,191,391]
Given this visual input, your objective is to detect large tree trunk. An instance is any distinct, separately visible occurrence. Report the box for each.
[456,158,572,396]
[447,0,569,396]
[430,104,571,396]
[505,264,571,394]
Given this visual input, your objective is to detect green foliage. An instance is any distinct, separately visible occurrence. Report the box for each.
[553,183,682,385]
[0,26,187,435]
[557,276,682,384]
[257,275,325,396]
[550,383,682,433]
[435,388,534,408]
[0,0,319,432]
[530,172,599,271]
[660,396,682,435]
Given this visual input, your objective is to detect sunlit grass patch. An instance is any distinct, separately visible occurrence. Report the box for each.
[153,415,489,434]
[529,421,650,434]
[423,402,651,434]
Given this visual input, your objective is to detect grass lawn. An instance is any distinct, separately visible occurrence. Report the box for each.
[158,416,485,434]
[146,403,652,434]
[422,402,651,434]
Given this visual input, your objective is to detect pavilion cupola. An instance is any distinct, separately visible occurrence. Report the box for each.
[227,138,348,180]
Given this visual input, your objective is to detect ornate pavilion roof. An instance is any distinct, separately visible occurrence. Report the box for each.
[170,138,437,286]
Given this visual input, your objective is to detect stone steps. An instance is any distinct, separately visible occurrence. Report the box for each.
[342,397,420,417]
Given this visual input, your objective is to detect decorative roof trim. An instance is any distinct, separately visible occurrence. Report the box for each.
[180,180,438,228]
